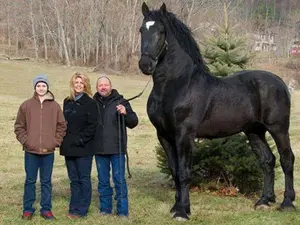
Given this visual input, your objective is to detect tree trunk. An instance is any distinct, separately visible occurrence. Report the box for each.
[15,28,19,56]
[39,0,48,60]
[42,24,48,60]
[5,4,11,56]
[30,0,39,60]
[57,25,63,60]
[114,37,119,70]
[74,23,78,61]
[130,0,138,53]
[96,36,99,65]
[53,0,70,66]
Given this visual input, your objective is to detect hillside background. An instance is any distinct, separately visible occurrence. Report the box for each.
[1,0,300,75]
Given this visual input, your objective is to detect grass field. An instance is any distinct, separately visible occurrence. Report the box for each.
[0,60,300,225]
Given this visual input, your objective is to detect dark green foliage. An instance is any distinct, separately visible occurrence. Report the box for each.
[202,4,254,77]
[203,26,254,77]
[155,134,277,194]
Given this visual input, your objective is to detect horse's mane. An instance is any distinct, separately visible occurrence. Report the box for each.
[148,10,209,71]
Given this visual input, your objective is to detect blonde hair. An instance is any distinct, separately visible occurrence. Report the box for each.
[68,72,93,100]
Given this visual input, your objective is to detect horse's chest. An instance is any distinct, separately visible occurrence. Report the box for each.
[147,97,173,131]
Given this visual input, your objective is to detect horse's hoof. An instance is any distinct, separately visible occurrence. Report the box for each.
[170,211,176,218]
[254,204,270,210]
[175,216,189,222]
[278,203,296,212]
[185,207,191,216]
[268,197,276,203]
[170,205,177,217]
[173,211,189,221]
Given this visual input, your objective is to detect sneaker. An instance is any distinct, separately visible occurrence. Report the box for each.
[40,211,56,220]
[118,213,128,218]
[67,213,82,219]
[100,211,111,216]
[22,211,33,220]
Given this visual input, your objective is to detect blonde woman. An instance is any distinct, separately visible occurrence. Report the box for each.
[60,72,98,218]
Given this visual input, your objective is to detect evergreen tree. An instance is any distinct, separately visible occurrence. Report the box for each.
[203,2,254,77]
[156,134,278,194]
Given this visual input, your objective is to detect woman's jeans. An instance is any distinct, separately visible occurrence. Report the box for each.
[95,154,128,216]
[65,156,93,216]
[23,151,54,214]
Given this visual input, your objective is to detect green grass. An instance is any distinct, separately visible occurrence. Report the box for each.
[0,60,300,224]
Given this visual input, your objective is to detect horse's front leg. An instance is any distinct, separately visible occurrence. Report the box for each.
[157,134,182,216]
[173,128,194,221]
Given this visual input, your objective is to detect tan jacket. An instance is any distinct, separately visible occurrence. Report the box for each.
[14,91,67,154]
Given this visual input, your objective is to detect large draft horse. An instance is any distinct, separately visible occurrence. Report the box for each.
[138,2,295,220]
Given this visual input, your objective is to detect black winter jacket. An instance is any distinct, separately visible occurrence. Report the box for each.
[60,93,98,156]
[93,89,138,155]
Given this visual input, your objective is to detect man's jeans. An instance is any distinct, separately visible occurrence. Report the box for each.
[95,154,128,216]
[65,156,93,216]
[23,151,54,214]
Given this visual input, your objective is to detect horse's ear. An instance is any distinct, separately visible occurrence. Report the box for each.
[142,2,150,17]
[160,3,167,14]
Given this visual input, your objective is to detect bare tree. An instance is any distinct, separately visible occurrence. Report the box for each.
[29,0,39,60]
[53,0,70,66]
[0,0,299,69]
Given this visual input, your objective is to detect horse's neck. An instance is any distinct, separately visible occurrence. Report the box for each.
[157,39,194,73]
[152,49,194,97]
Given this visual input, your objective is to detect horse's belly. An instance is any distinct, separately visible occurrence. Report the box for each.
[197,118,249,138]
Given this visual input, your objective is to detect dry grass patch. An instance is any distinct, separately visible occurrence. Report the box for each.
[1,60,300,224]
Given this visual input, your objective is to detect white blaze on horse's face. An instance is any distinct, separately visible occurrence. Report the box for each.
[139,19,167,75]
[146,21,155,30]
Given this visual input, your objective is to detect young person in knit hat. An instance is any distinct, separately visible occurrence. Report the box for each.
[14,74,67,220]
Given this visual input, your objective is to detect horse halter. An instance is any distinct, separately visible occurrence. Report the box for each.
[142,39,168,65]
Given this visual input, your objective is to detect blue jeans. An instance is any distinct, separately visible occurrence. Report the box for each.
[65,156,93,216]
[95,154,128,216]
[23,151,54,214]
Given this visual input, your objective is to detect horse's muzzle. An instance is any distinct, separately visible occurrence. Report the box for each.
[139,55,156,75]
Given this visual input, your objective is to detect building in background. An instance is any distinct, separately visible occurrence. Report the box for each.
[289,21,300,57]
[253,30,277,52]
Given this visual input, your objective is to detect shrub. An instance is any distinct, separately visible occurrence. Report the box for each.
[155,134,277,194]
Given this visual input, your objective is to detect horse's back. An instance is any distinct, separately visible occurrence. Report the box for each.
[197,70,291,138]
[232,70,290,105]
[231,70,289,93]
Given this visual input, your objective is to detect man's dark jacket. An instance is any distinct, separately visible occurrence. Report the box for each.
[60,93,98,156]
[93,89,138,155]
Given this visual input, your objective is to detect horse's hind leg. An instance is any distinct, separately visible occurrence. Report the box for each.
[246,129,276,209]
[270,131,295,211]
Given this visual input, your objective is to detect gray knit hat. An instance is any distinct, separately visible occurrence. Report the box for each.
[33,74,49,88]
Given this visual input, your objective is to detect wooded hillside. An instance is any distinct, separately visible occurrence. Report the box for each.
[0,0,299,71]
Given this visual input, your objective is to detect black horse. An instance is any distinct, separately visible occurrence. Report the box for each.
[138,2,295,221]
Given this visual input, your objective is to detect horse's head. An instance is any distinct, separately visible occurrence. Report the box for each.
[138,2,168,75]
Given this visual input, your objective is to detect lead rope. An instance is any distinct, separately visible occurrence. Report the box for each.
[117,108,124,206]
[122,114,132,178]
[118,77,151,179]
[119,77,151,104]
[118,111,132,179]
